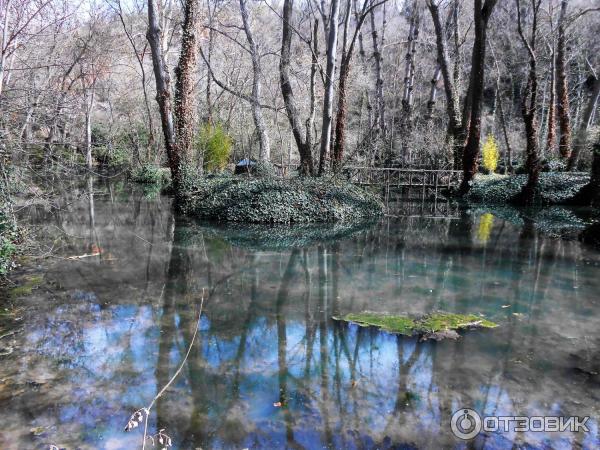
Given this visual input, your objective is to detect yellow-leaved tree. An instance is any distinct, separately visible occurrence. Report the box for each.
[482,135,499,173]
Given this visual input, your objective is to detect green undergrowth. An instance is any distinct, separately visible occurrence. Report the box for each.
[130,164,171,186]
[0,210,20,276]
[467,173,589,205]
[334,311,498,339]
[177,172,384,224]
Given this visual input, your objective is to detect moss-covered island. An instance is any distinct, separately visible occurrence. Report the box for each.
[176,172,384,224]
[334,311,498,341]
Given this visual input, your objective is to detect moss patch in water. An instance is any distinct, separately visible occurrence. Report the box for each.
[334,311,497,338]
[9,274,44,298]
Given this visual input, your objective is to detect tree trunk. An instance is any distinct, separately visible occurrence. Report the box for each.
[239,0,270,161]
[147,0,176,176]
[567,75,600,171]
[426,0,465,170]
[401,1,420,125]
[172,0,200,184]
[556,0,572,159]
[84,86,95,170]
[370,6,385,134]
[511,0,542,206]
[280,0,313,175]
[546,44,557,154]
[458,0,498,195]
[0,0,14,100]
[305,19,318,160]
[317,0,341,175]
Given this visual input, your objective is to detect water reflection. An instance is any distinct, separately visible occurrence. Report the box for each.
[0,183,599,449]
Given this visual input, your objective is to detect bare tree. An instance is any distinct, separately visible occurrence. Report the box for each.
[369,3,385,134]
[112,0,156,163]
[147,0,176,175]
[239,0,270,161]
[280,0,313,175]
[317,0,341,175]
[331,0,384,170]
[426,0,464,170]
[512,0,543,205]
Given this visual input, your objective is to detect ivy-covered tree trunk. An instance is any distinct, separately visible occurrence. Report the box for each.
[556,0,572,159]
[546,46,557,153]
[172,0,200,186]
[458,0,498,195]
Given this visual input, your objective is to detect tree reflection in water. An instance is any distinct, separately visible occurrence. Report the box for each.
[1,184,599,449]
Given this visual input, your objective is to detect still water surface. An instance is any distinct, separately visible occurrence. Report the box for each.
[1,179,599,449]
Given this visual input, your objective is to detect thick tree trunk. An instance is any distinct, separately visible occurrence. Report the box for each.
[172,0,200,184]
[280,0,313,175]
[147,0,176,176]
[546,45,557,154]
[567,75,600,171]
[458,0,498,195]
[426,0,464,170]
[239,0,270,161]
[556,0,572,159]
[426,2,460,123]
[317,0,341,175]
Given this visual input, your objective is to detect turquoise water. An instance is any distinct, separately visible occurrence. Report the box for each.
[1,179,599,449]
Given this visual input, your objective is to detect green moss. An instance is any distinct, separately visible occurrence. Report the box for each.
[9,274,44,298]
[341,312,417,335]
[334,311,497,337]
[418,312,497,332]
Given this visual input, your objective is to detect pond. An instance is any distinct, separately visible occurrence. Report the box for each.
[1,178,599,449]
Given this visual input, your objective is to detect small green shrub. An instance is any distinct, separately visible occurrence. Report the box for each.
[196,123,233,172]
[130,164,171,186]
[94,145,129,168]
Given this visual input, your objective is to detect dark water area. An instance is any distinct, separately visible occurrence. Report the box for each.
[1,178,599,449]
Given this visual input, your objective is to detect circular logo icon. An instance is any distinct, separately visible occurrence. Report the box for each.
[451,408,482,440]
